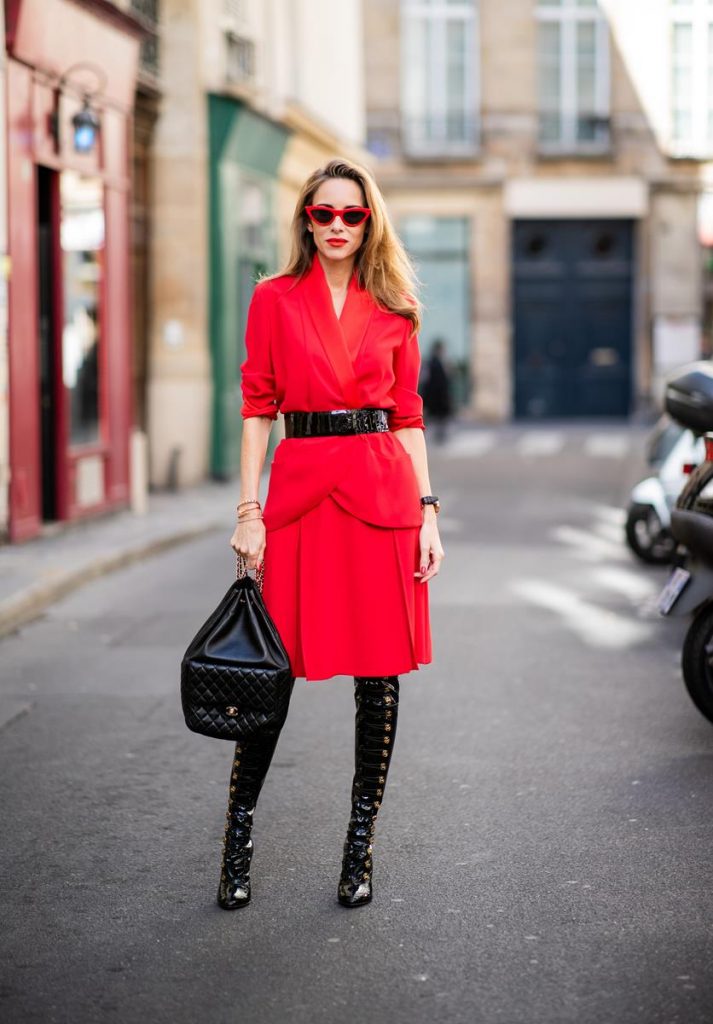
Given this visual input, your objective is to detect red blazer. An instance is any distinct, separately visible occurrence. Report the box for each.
[240,253,425,533]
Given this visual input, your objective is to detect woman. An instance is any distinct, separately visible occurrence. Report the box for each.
[221,157,444,911]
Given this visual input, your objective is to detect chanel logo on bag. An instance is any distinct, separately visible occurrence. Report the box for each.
[225,706,239,716]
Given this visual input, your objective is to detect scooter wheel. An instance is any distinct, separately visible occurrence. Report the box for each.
[681,603,713,725]
[625,503,676,565]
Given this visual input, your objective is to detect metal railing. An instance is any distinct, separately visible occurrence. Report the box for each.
[537,112,612,155]
[130,0,160,80]
[400,112,480,158]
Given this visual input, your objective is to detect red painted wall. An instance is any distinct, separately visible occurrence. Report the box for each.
[6,59,40,540]
[5,0,140,540]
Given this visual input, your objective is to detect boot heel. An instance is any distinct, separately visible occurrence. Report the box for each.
[338,830,375,907]
[218,803,255,909]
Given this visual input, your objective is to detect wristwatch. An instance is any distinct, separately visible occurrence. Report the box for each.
[420,495,440,514]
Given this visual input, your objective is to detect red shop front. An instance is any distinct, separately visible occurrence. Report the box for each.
[5,0,142,541]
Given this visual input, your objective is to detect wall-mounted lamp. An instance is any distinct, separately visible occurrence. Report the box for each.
[50,62,107,155]
[71,98,101,154]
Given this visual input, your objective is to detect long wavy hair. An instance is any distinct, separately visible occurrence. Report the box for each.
[259,157,422,335]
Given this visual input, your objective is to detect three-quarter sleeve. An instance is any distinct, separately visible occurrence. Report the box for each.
[387,323,426,432]
[240,283,279,420]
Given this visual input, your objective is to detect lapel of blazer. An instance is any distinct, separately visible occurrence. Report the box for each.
[299,254,374,409]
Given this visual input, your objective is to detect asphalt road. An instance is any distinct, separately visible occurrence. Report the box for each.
[2,423,712,1024]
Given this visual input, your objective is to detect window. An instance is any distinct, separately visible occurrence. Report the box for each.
[536,0,610,154]
[225,32,256,85]
[670,0,713,156]
[400,0,479,157]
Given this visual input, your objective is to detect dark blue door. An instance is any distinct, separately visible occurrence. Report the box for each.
[513,219,634,418]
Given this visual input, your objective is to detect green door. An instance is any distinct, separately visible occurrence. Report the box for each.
[208,95,289,478]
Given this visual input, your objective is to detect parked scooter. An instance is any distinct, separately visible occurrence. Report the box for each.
[626,415,703,564]
[657,361,713,723]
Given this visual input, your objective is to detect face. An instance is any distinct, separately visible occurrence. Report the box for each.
[305,177,369,266]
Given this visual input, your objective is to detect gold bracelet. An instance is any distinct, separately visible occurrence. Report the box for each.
[237,499,261,509]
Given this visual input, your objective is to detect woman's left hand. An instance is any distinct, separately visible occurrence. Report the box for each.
[415,517,444,583]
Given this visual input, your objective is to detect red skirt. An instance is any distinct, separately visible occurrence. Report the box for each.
[260,493,432,682]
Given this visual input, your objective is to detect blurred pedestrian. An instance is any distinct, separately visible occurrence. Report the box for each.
[421,338,454,443]
[221,157,444,911]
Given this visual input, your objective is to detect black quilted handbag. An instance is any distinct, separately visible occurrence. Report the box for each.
[180,554,294,741]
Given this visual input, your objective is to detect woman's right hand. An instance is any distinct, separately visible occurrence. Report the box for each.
[230,516,266,570]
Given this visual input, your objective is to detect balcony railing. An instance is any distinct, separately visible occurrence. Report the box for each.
[537,112,612,156]
[130,0,160,81]
[401,112,480,159]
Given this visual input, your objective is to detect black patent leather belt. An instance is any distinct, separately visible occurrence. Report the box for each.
[284,408,390,438]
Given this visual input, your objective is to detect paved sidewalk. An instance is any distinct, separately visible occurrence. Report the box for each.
[0,478,257,643]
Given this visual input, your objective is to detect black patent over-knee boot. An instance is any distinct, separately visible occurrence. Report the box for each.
[338,675,399,908]
[217,679,295,910]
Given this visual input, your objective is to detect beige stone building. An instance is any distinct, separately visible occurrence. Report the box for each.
[148,0,369,487]
[364,0,710,421]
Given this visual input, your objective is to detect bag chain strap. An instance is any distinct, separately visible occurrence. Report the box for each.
[236,550,265,592]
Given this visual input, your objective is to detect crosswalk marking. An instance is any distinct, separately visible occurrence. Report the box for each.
[439,430,637,459]
[434,425,647,462]
[440,432,496,457]
[550,524,630,562]
[589,566,659,602]
[592,504,627,525]
[584,434,632,458]
[510,578,654,648]
[593,520,626,545]
[518,432,566,457]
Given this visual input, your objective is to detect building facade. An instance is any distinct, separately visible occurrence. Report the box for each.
[2,0,144,542]
[148,0,368,488]
[0,0,369,542]
[364,0,710,421]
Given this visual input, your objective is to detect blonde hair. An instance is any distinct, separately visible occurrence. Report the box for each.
[259,157,422,335]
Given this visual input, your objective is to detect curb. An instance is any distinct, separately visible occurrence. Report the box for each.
[0,521,222,641]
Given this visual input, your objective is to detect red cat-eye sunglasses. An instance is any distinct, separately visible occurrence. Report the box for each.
[305,205,371,227]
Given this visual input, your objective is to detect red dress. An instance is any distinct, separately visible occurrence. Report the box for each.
[240,253,432,682]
